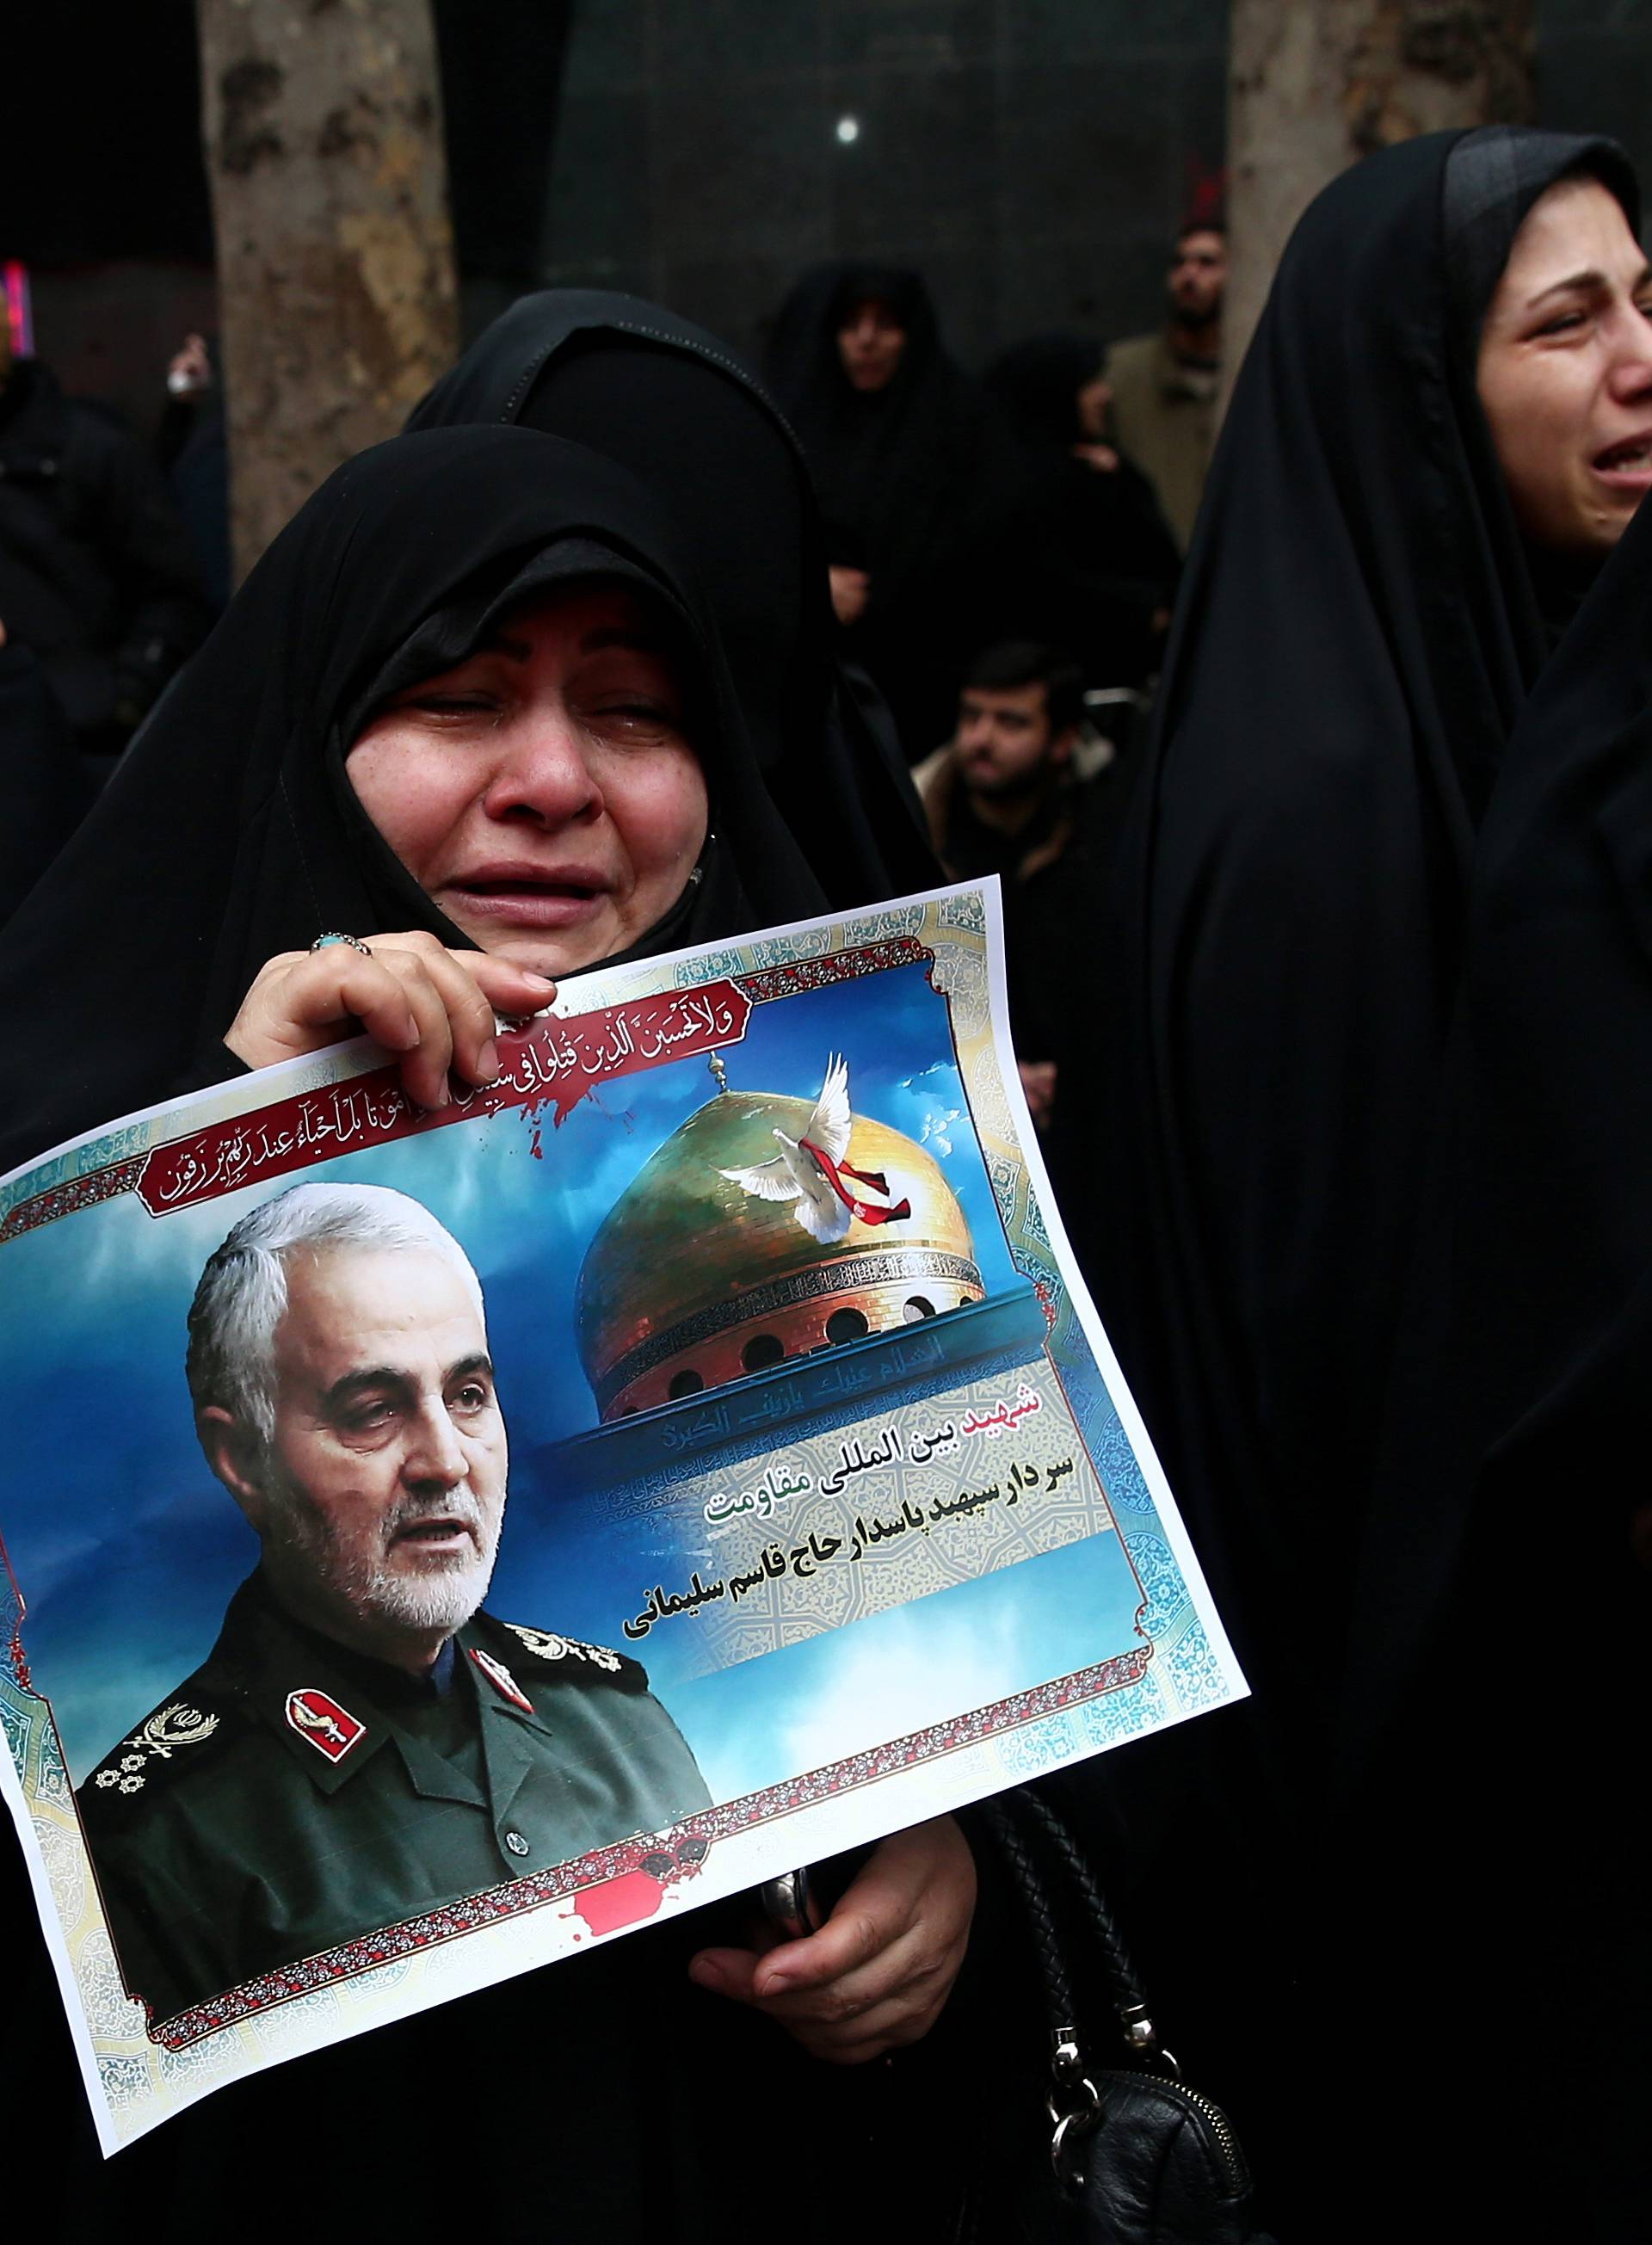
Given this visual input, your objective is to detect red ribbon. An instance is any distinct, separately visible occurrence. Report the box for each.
[799,1138,911,1226]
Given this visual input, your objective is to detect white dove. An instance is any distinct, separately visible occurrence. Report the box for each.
[719,1054,910,1245]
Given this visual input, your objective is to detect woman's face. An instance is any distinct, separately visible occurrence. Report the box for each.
[836,296,908,392]
[1477,175,1652,558]
[348,581,709,978]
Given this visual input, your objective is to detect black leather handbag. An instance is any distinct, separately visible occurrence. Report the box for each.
[960,1786,1276,2245]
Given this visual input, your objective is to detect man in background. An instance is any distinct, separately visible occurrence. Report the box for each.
[1104,219,1227,551]
[915,644,1125,1253]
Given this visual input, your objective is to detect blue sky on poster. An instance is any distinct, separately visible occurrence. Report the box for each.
[0,964,1049,1779]
[665,1537,1143,1801]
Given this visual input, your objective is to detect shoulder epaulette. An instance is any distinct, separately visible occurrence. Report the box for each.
[79,1695,237,1810]
[497,1621,646,1691]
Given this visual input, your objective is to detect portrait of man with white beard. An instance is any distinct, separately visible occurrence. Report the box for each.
[78,1182,709,2025]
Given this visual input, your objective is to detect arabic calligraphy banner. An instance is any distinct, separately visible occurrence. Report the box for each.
[0,883,1243,2153]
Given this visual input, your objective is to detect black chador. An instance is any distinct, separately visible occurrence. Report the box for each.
[1117,126,1639,1715]
[1071,127,1642,2243]
[1343,483,1652,2244]
[0,424,962,2245]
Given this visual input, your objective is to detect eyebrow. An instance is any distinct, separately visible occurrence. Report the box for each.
[1526,263,1652,308]
[319,1353,494,1412]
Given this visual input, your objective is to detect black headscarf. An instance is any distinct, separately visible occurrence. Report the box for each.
[982,333,1100,453]
[0,426,834,1177]
[765,262,1016,751]
[1118,126,1639,1699]
[982,333,1180,687]
[767,265,948,578]
[404,288,936,897]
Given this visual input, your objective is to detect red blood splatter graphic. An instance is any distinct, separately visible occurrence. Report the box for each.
[573,1869,666,1937]
[131,984,752,1215]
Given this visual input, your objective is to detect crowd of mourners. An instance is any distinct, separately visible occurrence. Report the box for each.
[3,120,1649,2242]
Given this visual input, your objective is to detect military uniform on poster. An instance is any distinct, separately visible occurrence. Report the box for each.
[78,1570,711,2023]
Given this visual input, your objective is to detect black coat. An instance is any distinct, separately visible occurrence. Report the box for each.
[0,637,83,924]
[982,333,1180,688]
[0,360,210,747]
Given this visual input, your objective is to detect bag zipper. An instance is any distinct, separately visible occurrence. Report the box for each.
[1096,2068,1252,2196]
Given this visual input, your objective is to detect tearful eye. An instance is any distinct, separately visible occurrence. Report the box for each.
[589,700,683,738]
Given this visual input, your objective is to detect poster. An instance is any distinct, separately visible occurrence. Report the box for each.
[0,880,1243,2151]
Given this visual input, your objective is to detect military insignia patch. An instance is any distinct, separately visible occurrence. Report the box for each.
[91,1702,219,1793]
[469,1646,534,1713]
[285,1688,365,1761]
[502,1621,622,1674]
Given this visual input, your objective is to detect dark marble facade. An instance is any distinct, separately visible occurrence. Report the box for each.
[1539,0,1652,210]
[8,3,1649,434]
[533,0,1652,376]
[538,0,1231,372]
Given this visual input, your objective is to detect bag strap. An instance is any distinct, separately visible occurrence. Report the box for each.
[978,1786,1178,2177]
[1014,1786,1172,2067]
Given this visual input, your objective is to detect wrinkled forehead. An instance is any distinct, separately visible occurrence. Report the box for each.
[1498,172,1647,295]
[1444,131,1642,343]
[274,1244,487,1378]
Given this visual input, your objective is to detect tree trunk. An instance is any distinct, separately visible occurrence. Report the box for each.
[1223,0,1536,412]
[198,0,459,581]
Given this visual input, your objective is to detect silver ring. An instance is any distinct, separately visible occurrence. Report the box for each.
[310,932,373,957]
